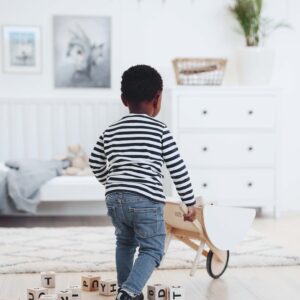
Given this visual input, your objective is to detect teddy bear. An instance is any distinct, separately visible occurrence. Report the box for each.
[61,144,92,176]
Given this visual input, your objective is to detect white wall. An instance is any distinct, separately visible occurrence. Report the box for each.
[0,0,295,91]
[0,0,241,96]
[0,0,300,210]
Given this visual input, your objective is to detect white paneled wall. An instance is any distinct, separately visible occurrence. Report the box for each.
[0,98,125,161]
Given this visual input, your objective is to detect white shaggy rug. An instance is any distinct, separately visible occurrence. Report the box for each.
[0,227,299,274]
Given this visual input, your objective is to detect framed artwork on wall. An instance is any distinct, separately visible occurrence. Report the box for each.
[2,25,42,73]
[53,15,111,88]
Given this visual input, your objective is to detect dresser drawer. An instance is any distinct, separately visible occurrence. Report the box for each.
[179,133,276,167]
[178,96,276,129]
[185,169,275,206]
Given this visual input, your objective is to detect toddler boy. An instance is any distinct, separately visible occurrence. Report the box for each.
[89,65,196,300]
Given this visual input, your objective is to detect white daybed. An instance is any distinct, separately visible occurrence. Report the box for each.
[0,162,106,215]
[38,176,106,216]
[39,176,104,202]
[0,97,127,215]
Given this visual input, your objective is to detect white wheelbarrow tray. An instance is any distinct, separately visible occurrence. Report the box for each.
[163,200,256,278]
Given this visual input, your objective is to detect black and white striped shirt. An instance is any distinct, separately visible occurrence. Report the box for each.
[89,113,195,206]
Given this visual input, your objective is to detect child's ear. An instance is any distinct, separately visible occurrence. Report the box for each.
[121,94,128,107]
[153,92,161,108]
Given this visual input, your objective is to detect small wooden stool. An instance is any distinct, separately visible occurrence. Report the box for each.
[163,199,255,278]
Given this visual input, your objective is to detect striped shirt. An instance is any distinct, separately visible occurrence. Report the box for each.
[89,113,195,206]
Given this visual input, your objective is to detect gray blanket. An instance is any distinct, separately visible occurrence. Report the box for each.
[0,159,70,214]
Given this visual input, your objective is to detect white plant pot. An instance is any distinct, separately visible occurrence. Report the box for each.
[237,47,275,86]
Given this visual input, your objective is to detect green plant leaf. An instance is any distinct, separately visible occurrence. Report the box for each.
[229,0,291,46]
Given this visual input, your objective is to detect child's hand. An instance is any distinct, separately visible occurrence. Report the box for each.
[184,206,196,222]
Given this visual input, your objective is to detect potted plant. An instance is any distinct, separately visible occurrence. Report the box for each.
[229,0,290,85]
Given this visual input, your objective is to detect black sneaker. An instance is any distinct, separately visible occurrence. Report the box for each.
[116,289,144,300]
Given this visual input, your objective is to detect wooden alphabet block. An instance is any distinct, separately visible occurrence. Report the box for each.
[57,291,72,300]
[81,275,100,291]
[168,286,184,300]
[41,271,56,288]
[27,288,48,300]
[99,279,118,296]
[147,284,168,300]
[66,285,82,300]
[40,295,57,300]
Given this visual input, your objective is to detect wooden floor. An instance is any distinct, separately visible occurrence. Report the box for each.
[1,212,300,300]
[1,267,300,300]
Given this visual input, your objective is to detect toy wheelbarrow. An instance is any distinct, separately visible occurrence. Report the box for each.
[163,198,255,278]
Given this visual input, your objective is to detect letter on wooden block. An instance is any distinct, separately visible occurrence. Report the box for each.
[66,285,82,300]
[41,271,56,288]
[40,295,57,300]
[81,275,100,291]
[168,286,184,300]
[147,284,168,300]
[99,279,118,296]
[57,290,72,300]
[27,288,48,300]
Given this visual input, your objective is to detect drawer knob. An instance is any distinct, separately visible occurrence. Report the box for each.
[247,182,253,187]
[248,110,254,115]
[202,147,208,152]
[202,183,208,188]
[248,146,253,151]
[202,110,208,115]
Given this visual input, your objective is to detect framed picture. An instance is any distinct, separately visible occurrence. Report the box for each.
[53,15,111,88]
[2,25,41,73]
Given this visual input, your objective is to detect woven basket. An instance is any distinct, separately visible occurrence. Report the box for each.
[173,58,227,86]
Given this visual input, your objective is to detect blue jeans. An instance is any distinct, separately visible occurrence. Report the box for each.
[105,191,166,296]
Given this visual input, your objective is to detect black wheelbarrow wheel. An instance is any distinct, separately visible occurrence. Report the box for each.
[206,250,230,279]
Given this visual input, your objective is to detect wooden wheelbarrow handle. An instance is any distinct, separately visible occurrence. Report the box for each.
[179,203,203,234]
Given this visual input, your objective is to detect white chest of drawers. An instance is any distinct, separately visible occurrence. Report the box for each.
[162,87,281,215]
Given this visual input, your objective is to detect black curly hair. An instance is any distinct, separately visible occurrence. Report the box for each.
[121,65,163,106]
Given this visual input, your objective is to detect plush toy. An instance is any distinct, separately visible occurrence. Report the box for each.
[61,144,92,176]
